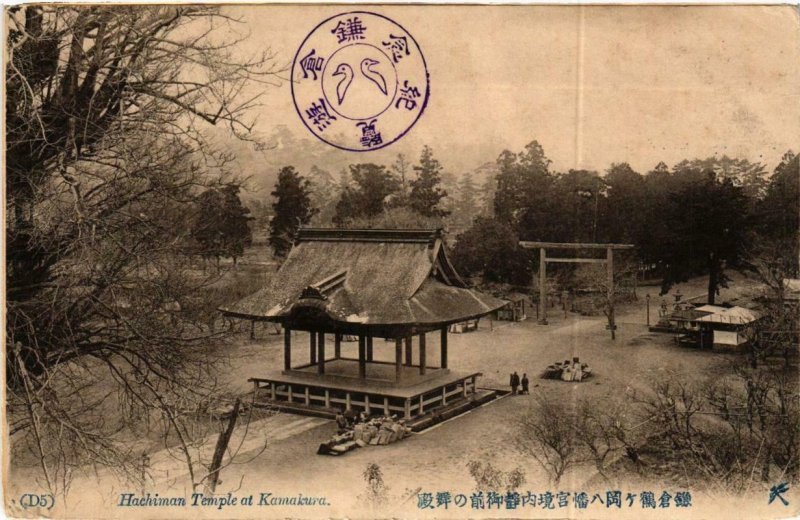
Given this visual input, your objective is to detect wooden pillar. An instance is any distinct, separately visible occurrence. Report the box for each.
[346,392,351,411]
[358,335,366,378]
[404,399,411,419]
[440,327,448,369]
[309,331,317,365]
[442,386,447,405]
[334,333,342,359]
[539,247,548,324]
[404,336,413,366]
[419,395,424,414]
[304,387,310,406]
[284,327,292,371]
[365,394,371,415]
[271,383,276,401]
[419,333,427,375]
[366,334,374,362]
[287,385,293,403]
[383,397,389,416]
[317,332,325,374]
[324,389,330,408]
[395,338,403,382]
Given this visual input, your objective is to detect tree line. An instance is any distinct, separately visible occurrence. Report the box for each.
[268,140,799,305]
[268,145,454,257]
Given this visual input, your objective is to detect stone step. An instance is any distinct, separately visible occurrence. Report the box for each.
[407,389,499,432]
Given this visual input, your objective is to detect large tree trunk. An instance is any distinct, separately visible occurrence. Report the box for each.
[207,399,240,492]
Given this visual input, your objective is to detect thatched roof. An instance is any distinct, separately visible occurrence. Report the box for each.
[221,228,506,330]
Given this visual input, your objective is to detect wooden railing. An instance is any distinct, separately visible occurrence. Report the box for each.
[249,373,480,419]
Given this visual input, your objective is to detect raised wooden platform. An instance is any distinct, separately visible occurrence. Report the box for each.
[250,359,482,420]
[287,357,448,390]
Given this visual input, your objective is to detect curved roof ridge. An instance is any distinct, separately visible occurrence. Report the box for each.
[221,227,506,327]
[296,227,441,244]
[435,242,468,288]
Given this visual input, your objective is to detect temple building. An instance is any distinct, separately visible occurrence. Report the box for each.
[221,228,505,422]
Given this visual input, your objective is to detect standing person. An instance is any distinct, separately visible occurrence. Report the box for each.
[511,371,520,395]
[521,373,529,394]
[335,410,348,433]
[509,373,515,394]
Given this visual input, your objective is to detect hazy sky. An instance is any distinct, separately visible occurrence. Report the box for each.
[228,5,800,175]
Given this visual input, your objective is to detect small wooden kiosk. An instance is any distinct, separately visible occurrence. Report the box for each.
[496,295,527,321]
[222,228,505,420]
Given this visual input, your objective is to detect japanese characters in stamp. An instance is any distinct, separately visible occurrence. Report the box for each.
[291,11,429,152]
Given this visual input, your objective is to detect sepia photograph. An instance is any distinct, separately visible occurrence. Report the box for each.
[3,3,800,519]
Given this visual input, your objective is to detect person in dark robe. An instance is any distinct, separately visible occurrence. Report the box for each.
[335,410,348,433]
[511,371,520,395]
[521,373,529,394]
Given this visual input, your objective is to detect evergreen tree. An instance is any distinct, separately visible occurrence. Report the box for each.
[453,172,480,230]
[269,166,317,257]
[659,168,750,304]
[480,172,497,217]
[678,156,768,200]
[755,151,800,275]
[652,161,670,175]
[550,169,605,242]
[307,165,338,225]
[336,167,352,212]
[333,163,400,225]
[192,185,253,268]
[493,140,554,238]
[636,162,674,276]
[221,186,254,265]
[450,216,531,285]
[604,162,646,243]
[390,153,412,206]
[410,146,449,217]
[334,188,360,227]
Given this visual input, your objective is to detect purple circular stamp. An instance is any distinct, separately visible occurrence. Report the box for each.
[291,11,429,152]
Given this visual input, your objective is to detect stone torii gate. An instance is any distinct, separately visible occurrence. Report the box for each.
[519,241,634,337]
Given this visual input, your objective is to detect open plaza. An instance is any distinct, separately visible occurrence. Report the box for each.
[4,232,792,519]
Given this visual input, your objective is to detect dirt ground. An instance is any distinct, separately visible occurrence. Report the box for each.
[8,271,791,518]
[209,278,731,486]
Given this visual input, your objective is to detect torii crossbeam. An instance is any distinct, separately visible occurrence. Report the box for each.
[519,242,634,335]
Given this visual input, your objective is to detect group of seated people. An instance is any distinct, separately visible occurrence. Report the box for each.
[334,408,369,432]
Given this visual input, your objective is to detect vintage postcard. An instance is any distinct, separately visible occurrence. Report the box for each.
[3,3,800,519]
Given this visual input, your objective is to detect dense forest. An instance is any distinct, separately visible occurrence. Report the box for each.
[266,141,799,304]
